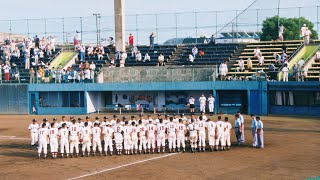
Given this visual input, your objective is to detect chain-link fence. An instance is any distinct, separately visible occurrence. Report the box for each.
[0,6,319,45]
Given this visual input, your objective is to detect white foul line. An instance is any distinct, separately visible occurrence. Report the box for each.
[67,153,178,180]
[0,136,29,140]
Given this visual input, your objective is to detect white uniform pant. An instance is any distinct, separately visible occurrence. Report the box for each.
[168,133,176,149]
[114,133,123,151]
[198,131,206,147]
[123,135,131,150]
[157,133,166,147]
[82,138,91,154]
[189,132,198,148]
[131,136,138,150]
[224,132,231,146]
[216,132,225,146]
[283,72,288,82]
[104,138,113,152]
[38,140,47,154]
[209,103,214,113]
[200,104,206,113]
[147,135,155,150]
[69,136,79,154]
[92,138,102,153]
[30,132,38,145]
[208,132,216,146]
[176,133,185,149]
[50,138,58,153]
[139,136,147,151]
[60,139,69,154]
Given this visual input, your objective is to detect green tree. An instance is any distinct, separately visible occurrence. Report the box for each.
[261,16,318,41]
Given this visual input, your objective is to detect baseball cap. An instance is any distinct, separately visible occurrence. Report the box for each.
[180,113,185,116]
[32,119,37,122]
[131,115,135,118]
[62,116,65,118]
[113,115,117,118]
[165,114,169,117]
[103,116,108,119]
[43,118,48,121]
[78,118,82,120]
[157,114,161,116]
[95,117,99,120]
[139,114,143,117]
[173,113,176,116]
[53,118,57,121]
[122,116,127,120]
[86,116,90,119]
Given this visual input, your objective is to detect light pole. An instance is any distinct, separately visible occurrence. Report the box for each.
[93,13,101,45]
[277,0,281,29]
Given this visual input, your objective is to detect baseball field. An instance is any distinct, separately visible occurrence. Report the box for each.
[0,114,319,180]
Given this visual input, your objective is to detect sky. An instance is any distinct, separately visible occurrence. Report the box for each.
[0,0,319,44]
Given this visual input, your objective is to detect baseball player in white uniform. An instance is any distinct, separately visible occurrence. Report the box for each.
[146,115,153,125]
[38,123,49,159]
[180,113,188,124]
[173,114,179,125]
[251,114,258,147]
[123,121,132,155]
[199,94,207,113]
[154,114,161,125]
[110,115,117,127]
[102,122,114,156]
[100,116,108,129]
[138,120,147,154]
[131,121,139,154]
[206,118,216,151]
[187,118,198,153]
[92,123,102,156]
[69,120,80,158]
[197,116,207,152]
[176,119,186,152]
[60,116,70,128]
[215,116,225,151]
[224,117,232,150]
[28,119,39,149]
[85,116,93,128]
[52,118,59,128]
[208,94,215,115]
[40,118,50,129]
[146,119,156,153]
[114,119,124,155]
[81,122,92,157]
[157,119,166,153]
[49,123,59,158]
[58,123,69,158]
[237,111,245,144]
[167,117,177,153]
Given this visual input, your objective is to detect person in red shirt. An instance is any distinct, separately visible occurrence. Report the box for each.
[129,33,134,51]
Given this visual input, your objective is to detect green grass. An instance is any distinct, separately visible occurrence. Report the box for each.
[50,52,76,69]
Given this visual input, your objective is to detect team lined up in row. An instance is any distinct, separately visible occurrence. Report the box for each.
[28,112,264,159]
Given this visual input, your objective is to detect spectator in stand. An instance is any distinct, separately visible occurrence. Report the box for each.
[97,46,104,60]
[247,58,252,71]
[46,43,52,57]
[50,36,56,52]
[253,47,261,59]
[24,48,30,70]
[298,58,305,69]
[73,37,79,50]
[192,46,198,58]
[281,50,287,64]
[209,35,216,45]
[188,54,194,63]
[316,50,320,62]
[269,63,276,72]
[282,64,289,82]
[13,64,19,81]
[129,33,134,51]
[29,67,35,83]
[300,24,308,40]
[107,37,115,49]
[51,67,57,83]
[34,35,40,48]
[34,47,39,66]
[292,64,299,81]
[258,54,265,67]
[135,51,142,62]
[79,62,84,69]
[158,54,165,66]
[237,59,245,72]
[44,67,50,83]
[38,67,45,83]
[57,67,62,83]
[80,44,86,61]
[199,50,205,57]
[36,68,42,83]
[90,61,96,71]
[273,52,281,67]
[84,68,90,83]
[115,51,121,65]
[3,62,11,81]
[90,69,95,83]
[84,61,90,69]
[219,61,228,81]
[149,32,156,50]
[299,65,306,81]
[304,28,312,45]
[143,53,150,62]
[109,58,116,68]
[278,24,286,41]
[87,45,94,59]
[131,46,138,57]
[120,51,127,67]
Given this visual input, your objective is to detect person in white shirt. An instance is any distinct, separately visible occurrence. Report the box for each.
[102,122,114,156]
[58,123,69,158]
[237,59,245,72]
[49,123,59,158]
[304,28,312,45]
[146,119,156,153]
[197,116,207,152]
[224,117,232,150]
[38,123,49,159]
[28,119,39,149]
[137,120,147,154]
[90,61,96,71]
[158,54,165,66]
[92,123,102,156]
[143,53,150,62]
[131,121,139,154]
[192,46,198,57]
[256,116,264,148]
[258,54,265,67]
[69,119,80,157]
[50,36,56,52]
[206,118,216,151]
[167,117,177,153]
[282,64,289,82]
[135,51,142,62]
[188,54,194,63]
[219,61,228,80]
[187,118,198,153]
[188,96,195,113]
[176,119,186,152]
[253,47,261,59]
[114,120,124,155]
[250,114,258,148]
[157,119,167,153]
[81,122,92,157]
[123,121,132,155]
[300,24,308,40]
[298,58,305,69]
[316,51,320,62]
[237,111,245,144]
[208,94,215,115]
[120,51,127,67]
[199,94,207,113]
[215,116,225,151]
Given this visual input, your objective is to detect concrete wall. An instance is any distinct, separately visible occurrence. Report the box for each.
[0,84,28,114]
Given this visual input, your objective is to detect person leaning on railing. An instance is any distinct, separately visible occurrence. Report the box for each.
[29,67,35,83]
